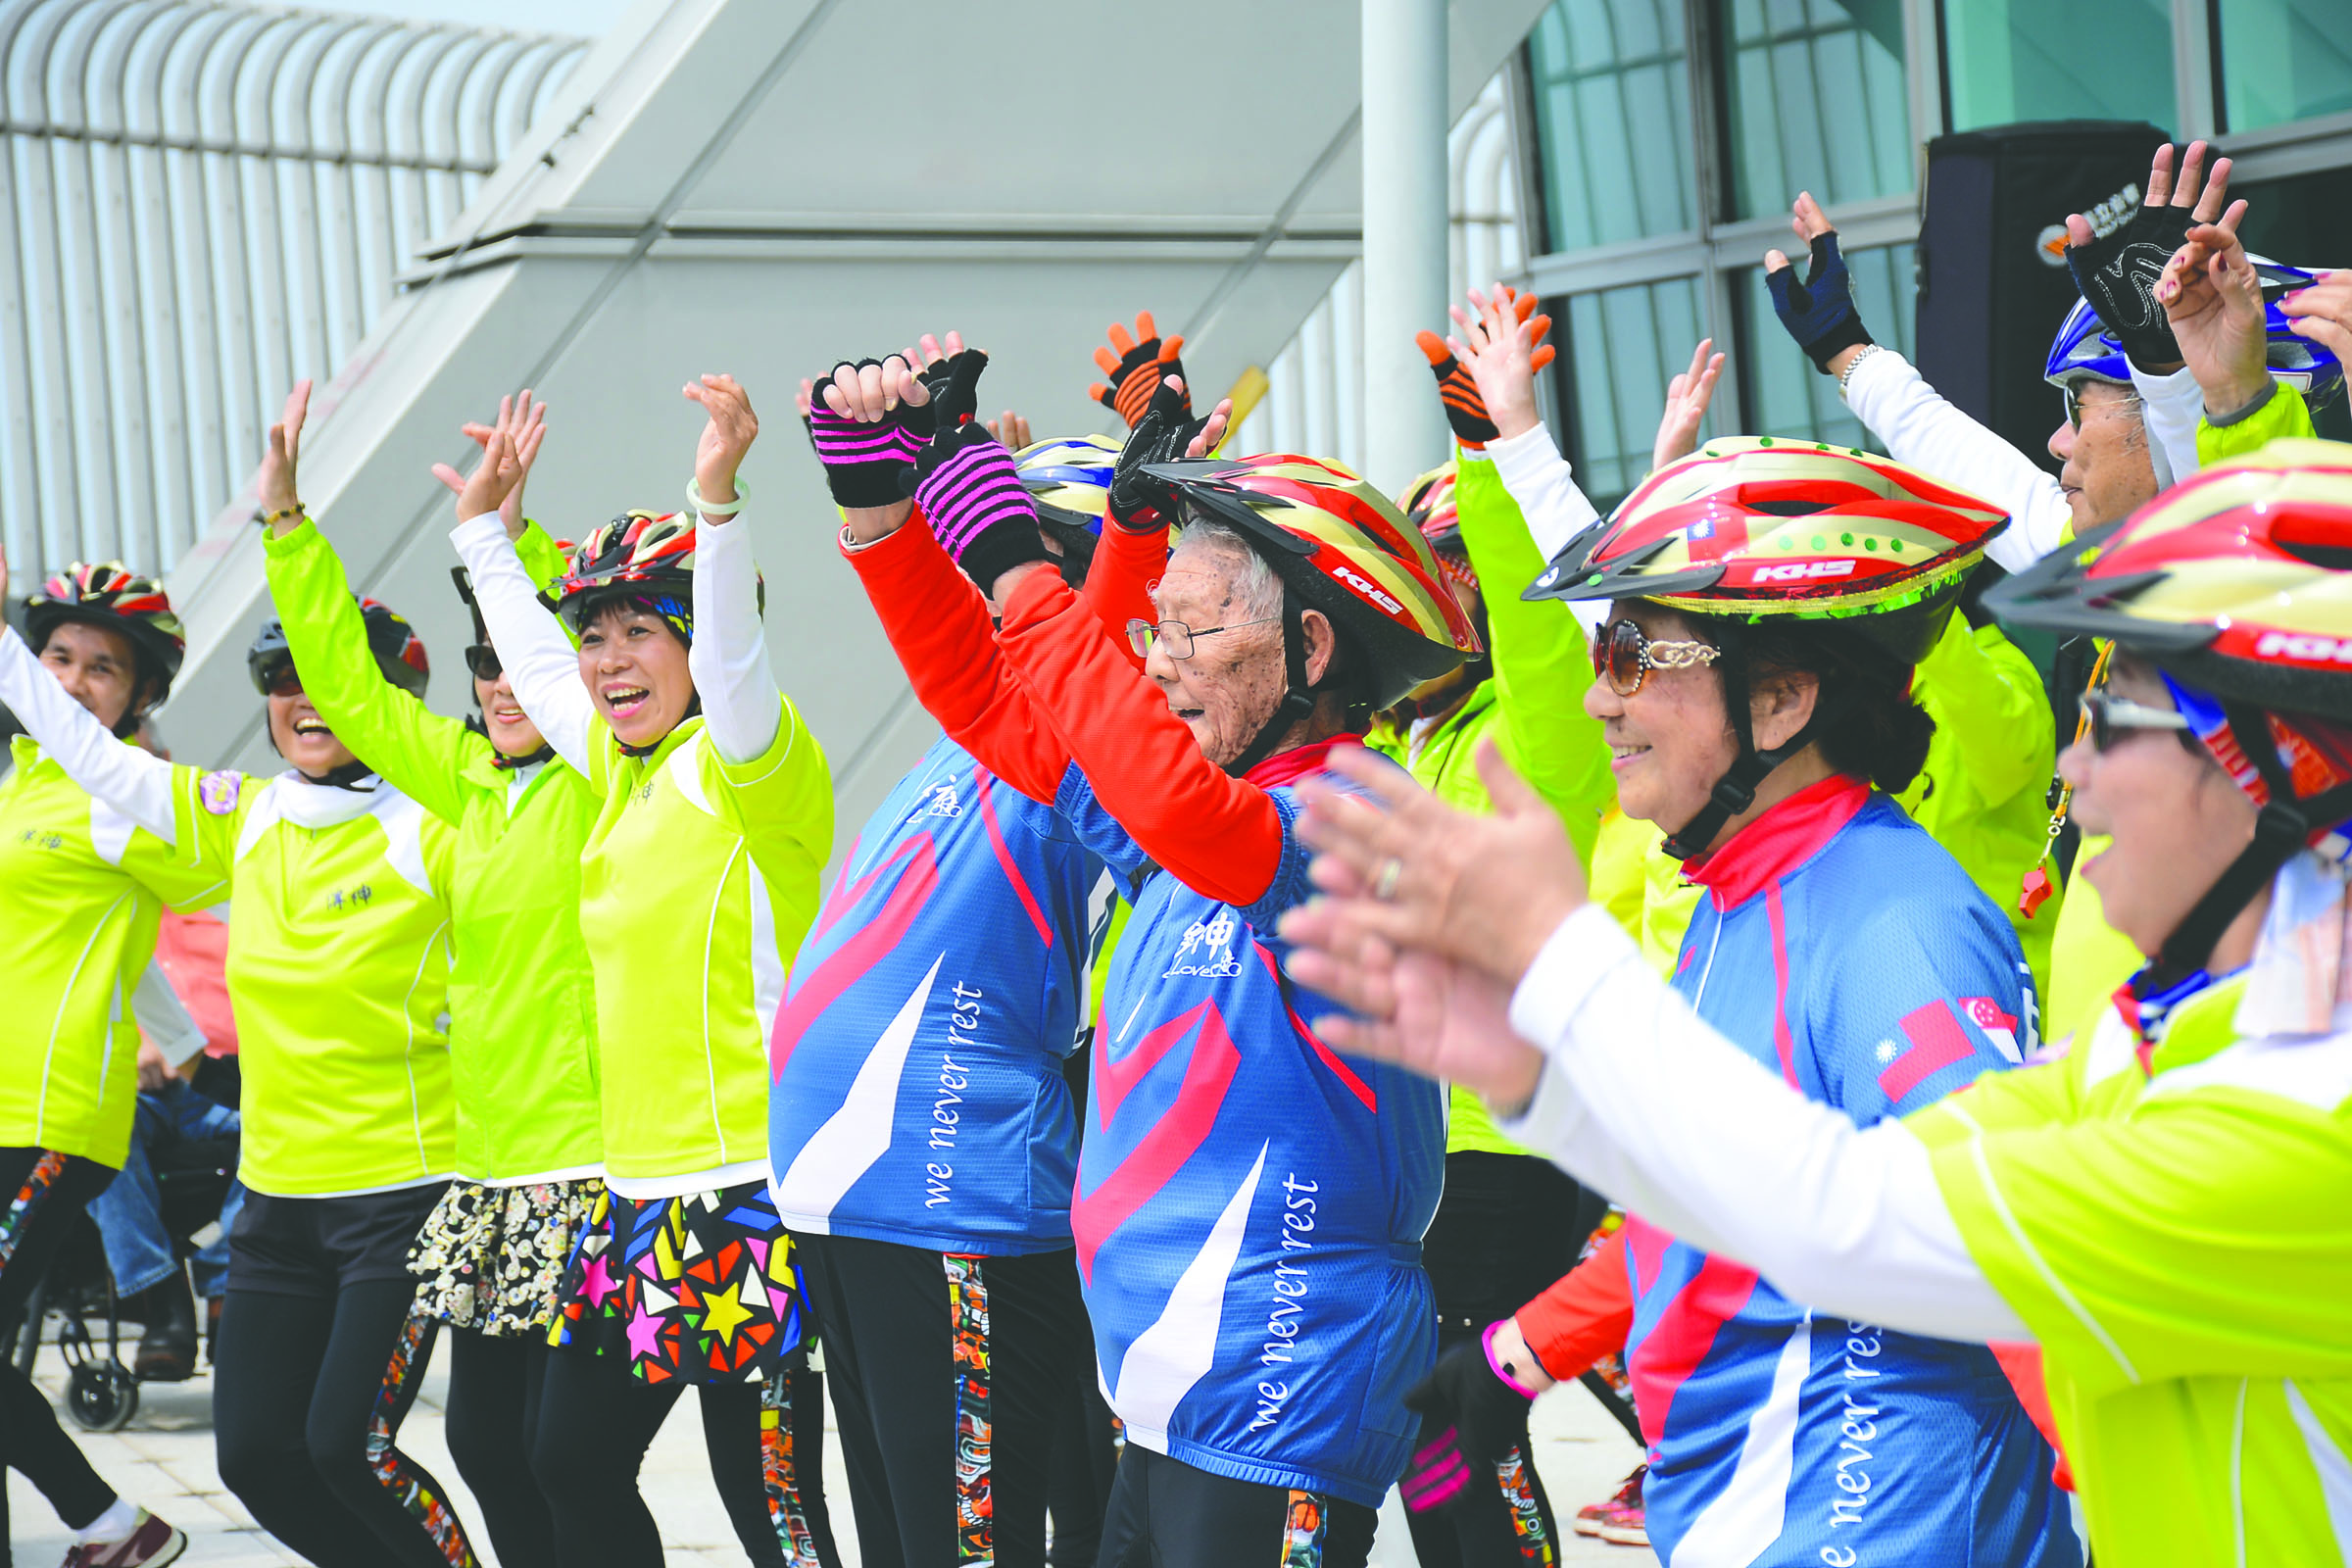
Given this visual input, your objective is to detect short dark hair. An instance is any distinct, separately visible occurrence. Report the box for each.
[1725,616,1936,795]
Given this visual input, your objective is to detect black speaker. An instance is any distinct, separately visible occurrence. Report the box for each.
[1915,121,2172,474]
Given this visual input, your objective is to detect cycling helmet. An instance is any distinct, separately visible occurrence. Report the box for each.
[2045,257,2344,408]
[1017,434,1120,562]
[24,562,186,733]
[554,512,694,638]
[1987,437,2352,991]
[1141,452,1481,773]
[1397,463,1471,591]
[1530,437,2009,858]
[249,596,429,701]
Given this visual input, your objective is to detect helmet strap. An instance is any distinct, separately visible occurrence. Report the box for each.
[301,759,379,793]
[1225,587,1316,778]
[2139,701,2352,994]
[1660,620,1838,862]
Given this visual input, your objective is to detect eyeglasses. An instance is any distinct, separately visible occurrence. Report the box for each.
[2063,383,2144,430]
[2078,690,2190,753]
[1593,616,1719,697]
[256,657,302,698]
[464,645,503,682]
[1125,615,1282,662]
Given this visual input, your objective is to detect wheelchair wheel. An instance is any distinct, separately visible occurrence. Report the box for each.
[67,1358,139,1432]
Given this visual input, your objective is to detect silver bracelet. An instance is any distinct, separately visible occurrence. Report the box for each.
[1837,343,1885,397]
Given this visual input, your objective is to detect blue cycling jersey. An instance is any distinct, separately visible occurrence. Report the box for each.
[1055,751,1446,1509]
[768,737,1100,1253]
[1628,774,2079,1567]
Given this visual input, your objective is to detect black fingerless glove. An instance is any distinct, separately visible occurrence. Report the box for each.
[2066,193,2193,368]
[1107,380,1215,531]
[1766,232,1875,373]
[901,352,1051,590]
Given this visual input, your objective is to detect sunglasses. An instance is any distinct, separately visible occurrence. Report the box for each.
[2063,383,2144,430]
[2078,690,2189,752]
[464,645,503,682]
[1593,616,1719,698]
[255,657,303,698]
[1125,615,1282,662]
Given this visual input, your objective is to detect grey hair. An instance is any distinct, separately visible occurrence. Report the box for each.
[1169,513,1284,621]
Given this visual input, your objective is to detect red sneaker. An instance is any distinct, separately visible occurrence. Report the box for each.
[61,1510,186,1567]
[1573,1464,1647,1546]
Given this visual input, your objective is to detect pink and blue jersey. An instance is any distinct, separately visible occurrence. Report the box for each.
[1629,774,2078,1567]
[767,737,1101,1253]
[1055,755,1446,1509]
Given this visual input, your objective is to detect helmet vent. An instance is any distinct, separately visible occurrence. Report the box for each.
[1746,498,1833,516]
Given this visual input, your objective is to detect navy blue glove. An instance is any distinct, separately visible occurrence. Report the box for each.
[1766,231,1874,373]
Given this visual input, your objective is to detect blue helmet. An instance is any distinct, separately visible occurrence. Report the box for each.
[1015,433,1121,560]
[2046,256,2344,409]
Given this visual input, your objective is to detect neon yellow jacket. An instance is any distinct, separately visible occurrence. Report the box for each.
[1368,445,1613,1156]
[0,734,228,1166]
[1896,613,2062,998]
[264,519,604,1184]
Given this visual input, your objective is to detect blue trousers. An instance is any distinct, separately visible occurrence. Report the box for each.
[87,1078,243,1298]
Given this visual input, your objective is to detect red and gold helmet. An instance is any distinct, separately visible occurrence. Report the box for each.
[1532,438,2007,660]
[24,562,186,696]
[1397,462,1473,593]
[1142,452,1480,708]
[1988,437,2352,725]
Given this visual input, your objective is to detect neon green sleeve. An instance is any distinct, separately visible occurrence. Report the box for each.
[514,519,570,595]
[1906,616,2051,814]
[2197,383,2314,466]
[1451,449,1612,864]
[261,520,486,829]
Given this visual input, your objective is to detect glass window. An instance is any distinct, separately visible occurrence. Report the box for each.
[1939,0,2175,133]
[1555,276,1707,503]
[2218,0,2352,130]
[1735,242,1917,450]
[1721,0,1912,220]
[1526,0,1701,250]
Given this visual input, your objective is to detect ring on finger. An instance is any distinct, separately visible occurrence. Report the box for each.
[1373,857,1404,902]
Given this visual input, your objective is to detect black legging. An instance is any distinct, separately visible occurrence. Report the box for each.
[444,1328,556,1568]
[530,1340,840,1568]
[1,1149,121,1563]
[214,1279,475,1568]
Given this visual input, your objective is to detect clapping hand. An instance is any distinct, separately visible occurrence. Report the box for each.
[2155,200,2267,416]
[686,373,759,517]
[432,391,548,540]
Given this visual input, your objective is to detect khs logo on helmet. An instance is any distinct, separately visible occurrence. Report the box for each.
[2255,630,2352,665]
[1746,560,1856,584]
[1328,564,1402,615]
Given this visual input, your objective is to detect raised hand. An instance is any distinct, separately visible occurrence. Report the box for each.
[257,380,314,527]
[432,390,547,539]
[2281,270,2352,366]
[987,411,1034,449]
[1089,311,1189,430]
[1442,285,1547,444]
[685,373,759,515]
[2156,205,2266,416]
[2064,140,2232,369]
[454,427,523,523]
[1107,376,1227,528]
[1420,285,1553,449]
[1764,194,1874,375]
[1653,338,1726,472]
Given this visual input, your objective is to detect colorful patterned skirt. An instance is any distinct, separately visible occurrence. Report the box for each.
[407,1176,603,1337]
[548,1179,805,1383]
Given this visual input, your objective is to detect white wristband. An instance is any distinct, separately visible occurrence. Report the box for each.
[687,476,748,517]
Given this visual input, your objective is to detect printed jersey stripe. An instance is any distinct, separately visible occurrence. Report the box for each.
[2285,1383,2352,1566]
[1764,888,1799,1088]
[975,774,1054,947]
[1879,1000,1981,1103]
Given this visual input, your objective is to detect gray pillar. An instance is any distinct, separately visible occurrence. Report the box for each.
[1360,0,1450,499]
